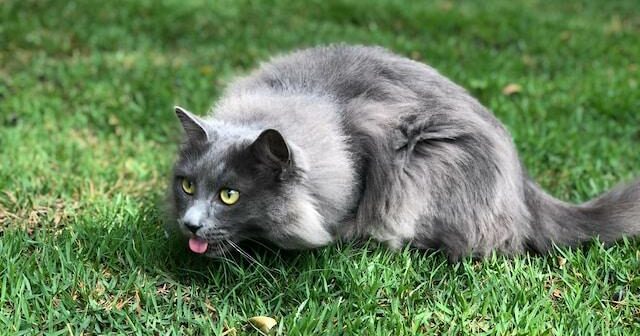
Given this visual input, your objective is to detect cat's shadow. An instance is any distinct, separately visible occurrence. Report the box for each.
[155,235,333,287]
[72,200,466,291]
[154,233,460,292]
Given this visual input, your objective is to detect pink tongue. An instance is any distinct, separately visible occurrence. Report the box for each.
[188,237,208,254]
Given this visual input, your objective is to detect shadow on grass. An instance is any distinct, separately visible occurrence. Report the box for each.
[69,200,365,291]
[63,195,480,290]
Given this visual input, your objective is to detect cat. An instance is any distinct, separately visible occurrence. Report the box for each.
[166,45,640,261]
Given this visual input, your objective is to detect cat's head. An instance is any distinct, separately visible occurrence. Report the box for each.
[167,106,332,257]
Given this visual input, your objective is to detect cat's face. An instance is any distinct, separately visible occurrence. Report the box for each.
[168,107,324,257]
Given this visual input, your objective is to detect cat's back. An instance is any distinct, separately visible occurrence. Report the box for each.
[226,44,466,104]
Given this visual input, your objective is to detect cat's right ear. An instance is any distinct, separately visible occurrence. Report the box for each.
[250,129,292,178]
[175,106,208,143]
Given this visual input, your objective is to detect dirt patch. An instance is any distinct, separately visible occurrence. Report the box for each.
[0,191,79,235]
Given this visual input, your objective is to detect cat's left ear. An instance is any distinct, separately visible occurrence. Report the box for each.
[175,106,208,142]
[250,129,292,175]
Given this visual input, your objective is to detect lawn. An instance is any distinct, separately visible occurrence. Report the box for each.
[1,0,639,334]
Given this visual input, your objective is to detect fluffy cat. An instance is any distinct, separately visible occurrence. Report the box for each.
[166,45,640,261]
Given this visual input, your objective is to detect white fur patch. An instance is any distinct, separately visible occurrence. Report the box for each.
[287,193,333,248]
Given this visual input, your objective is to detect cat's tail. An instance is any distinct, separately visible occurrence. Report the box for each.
[525,179,640,252]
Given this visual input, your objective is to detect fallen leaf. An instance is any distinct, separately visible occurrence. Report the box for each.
[108,115,119,126]
[502,83,522,96]
[199,65,215,76]
[605,15,623,34]
[521,54,536,68]
[135,290,141,315]
[559,30,572,41]
[557,256,566,269]
[248,316,277,334]
[439,1,453,11]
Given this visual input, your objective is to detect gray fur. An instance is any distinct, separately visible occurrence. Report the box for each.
[167,45,640,260]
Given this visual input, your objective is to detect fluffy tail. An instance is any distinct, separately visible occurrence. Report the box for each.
[524,179,640,252]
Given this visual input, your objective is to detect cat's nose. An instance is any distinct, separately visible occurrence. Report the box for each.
[184,221,202,234]
[182,202,207,234]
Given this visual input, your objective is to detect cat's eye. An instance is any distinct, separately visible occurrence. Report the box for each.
[219,188,240,205]
[181,178,195,195]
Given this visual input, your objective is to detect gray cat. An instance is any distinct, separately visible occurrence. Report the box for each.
[166,45,640,261]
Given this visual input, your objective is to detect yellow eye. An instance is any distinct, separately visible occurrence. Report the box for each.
[181,178,195,195]
[219,188,240,205]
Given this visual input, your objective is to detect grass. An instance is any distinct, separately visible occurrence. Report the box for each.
[1,0,639,334]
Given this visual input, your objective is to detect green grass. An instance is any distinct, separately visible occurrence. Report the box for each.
[1,0,639,334]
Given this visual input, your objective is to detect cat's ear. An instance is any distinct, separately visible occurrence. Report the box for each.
[250,129,291,170]
[175,106,208,142]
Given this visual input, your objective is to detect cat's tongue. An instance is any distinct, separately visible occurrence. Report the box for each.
[188,237,208,254]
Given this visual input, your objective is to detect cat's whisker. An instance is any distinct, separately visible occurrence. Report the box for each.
[219,242,233,263]
[226,239,277,283]
[217,242,244,273]
[235,235,279,254]
[226,239,260,265]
